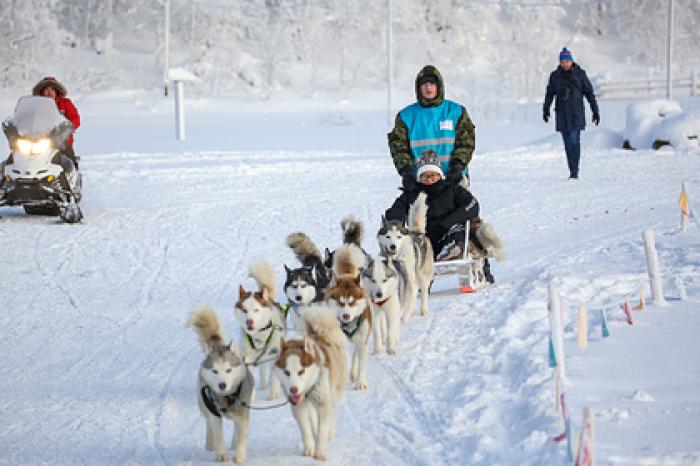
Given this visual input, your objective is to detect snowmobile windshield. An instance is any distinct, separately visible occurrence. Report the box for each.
[11,96,68,139]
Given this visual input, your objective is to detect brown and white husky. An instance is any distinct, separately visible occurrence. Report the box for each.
[327,244,372,390]
[234,260,286,400]
[274,305,348,461]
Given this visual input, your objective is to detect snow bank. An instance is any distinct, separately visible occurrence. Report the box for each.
[623,99,682,150]
[582,127,625,149]
[653,109,700,151]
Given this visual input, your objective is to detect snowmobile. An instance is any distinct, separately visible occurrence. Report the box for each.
[0,96,83,223]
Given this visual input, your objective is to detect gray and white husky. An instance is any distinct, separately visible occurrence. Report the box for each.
[234,260,286,400]
[377,192,433,321]
[187,306,254,464]
[360,256,403,355]
[274,305,349,461]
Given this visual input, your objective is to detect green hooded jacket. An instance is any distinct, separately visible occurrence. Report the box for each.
[387,65,475,174]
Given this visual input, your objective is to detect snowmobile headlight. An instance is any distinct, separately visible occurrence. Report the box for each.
[15,138,51,155]
[32,138,51,154]
[16,138,32,155]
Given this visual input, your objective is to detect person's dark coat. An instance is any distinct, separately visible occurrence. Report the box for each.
[384,180,479,249]
[543,63,599,132]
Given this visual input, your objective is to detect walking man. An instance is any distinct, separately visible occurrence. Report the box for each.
[543,48,599,179]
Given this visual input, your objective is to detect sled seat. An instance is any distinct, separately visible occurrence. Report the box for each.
[432,220,489,293]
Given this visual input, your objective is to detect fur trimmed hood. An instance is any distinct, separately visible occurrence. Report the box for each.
[32,76,68,97]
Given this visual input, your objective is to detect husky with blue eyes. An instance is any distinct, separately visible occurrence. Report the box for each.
[187,306,254,464]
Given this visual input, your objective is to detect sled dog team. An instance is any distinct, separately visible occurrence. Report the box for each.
[187,193,502,463]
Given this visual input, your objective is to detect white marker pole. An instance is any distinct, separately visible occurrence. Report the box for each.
[548,283,566,383]
[643,229,668,306]
[174,80,185,141]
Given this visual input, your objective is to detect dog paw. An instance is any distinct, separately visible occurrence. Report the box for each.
[420,310,428,316]
[215,452,229,462]
[303,446,314,457]
[313,454,327,461]
[354,382,367,390]
[234,453,246,464]
[387,349,396,356]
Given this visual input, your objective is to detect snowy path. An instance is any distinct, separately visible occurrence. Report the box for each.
[0,146,698,465]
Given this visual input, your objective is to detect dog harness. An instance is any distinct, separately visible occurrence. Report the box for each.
[245,321,278,367]
[341,316,363,339]
[201,383,243,418]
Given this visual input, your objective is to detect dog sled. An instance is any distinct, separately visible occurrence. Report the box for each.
[432,220,490,293]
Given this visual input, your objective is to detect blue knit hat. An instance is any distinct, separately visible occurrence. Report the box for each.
[559,47,573,62]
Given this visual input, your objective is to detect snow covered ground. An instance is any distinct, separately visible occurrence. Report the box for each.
[0,93,699,465]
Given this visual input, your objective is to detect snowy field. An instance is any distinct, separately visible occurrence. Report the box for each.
[0,93,699,465]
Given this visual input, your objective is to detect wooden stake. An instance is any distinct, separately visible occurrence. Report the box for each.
[680,181,690,232]
[633,287,645,311]
[577,304,588,349]
[621,300,633,325]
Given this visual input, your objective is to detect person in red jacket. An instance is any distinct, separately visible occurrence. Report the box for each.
[32,76,81,168]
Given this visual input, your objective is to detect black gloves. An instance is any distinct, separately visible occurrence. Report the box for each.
[446,162,464,183]
[400,167,417,191]
[592,112,600,126]
[543,109,550,123]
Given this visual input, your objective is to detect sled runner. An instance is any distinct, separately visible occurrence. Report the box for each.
[432,220,489,293]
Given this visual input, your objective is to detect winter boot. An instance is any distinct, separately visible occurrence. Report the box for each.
[483,258,495,284]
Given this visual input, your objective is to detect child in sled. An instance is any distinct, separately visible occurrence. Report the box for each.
[384,150,497,283]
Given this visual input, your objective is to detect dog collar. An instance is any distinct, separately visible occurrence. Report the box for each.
[372,296,392,306]
[201,381,244,418]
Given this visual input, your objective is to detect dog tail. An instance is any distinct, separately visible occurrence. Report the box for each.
[408,192,428,235]
[340,215,363,247]
[186,306,224,352]
[332,244,365,276]
[301,304,349,399]
[286,232,322,267]
[476,222,507,262]
[249,259,276,297]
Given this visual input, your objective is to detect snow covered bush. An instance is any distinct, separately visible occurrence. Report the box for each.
[622,100,683,150]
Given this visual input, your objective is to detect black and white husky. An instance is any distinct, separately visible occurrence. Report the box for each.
[234,260,286,400]
[360,256,403,355]
[285,232,333,333]
[377,192,433,321]
[323,215,371,271]
[187,306,254,464]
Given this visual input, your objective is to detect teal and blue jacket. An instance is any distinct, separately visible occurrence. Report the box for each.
[388,65,475,177]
